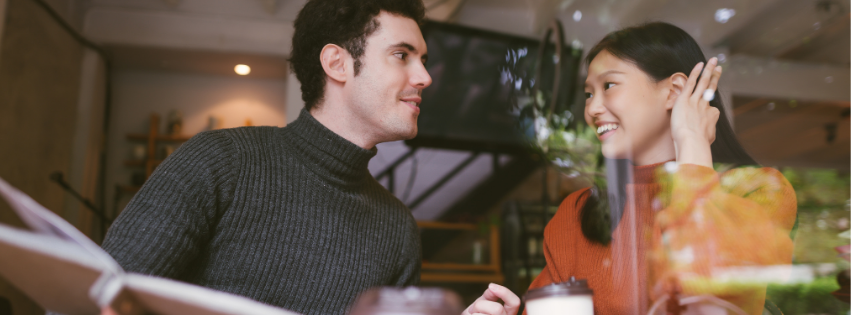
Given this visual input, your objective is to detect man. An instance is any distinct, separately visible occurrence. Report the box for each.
[102,0,429,314]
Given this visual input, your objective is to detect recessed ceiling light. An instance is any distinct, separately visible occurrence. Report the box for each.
[235,64,251,75]
[715,8,736,23]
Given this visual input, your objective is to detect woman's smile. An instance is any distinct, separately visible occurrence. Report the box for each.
[596,122,620,141]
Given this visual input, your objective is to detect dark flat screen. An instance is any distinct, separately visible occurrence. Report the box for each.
[408,21,578,153]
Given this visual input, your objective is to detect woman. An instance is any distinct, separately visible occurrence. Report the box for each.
[463,22,796,315]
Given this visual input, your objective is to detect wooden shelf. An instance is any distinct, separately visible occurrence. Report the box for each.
[117,185,141,193]
[420,273,505,283]
[417,221,503,284]
[115,113,194,210]
[123,159,163,167]
[422,262,499,272]
[126,134,192,142]
[416,221,477,230]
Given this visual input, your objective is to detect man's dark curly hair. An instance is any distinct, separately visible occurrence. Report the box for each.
[290,0,426,110]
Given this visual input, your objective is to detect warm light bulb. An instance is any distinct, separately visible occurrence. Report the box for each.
[234,64,251,75]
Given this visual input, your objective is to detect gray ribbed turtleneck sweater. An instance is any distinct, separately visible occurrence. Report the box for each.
[102,110,421,315]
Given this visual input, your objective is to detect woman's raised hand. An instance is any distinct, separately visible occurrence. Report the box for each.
[462,283,520,315]
[670,57,723,168]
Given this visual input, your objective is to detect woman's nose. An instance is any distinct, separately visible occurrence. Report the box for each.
[586,96,606,117]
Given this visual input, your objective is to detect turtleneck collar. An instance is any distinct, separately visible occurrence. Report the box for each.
[633,160,671,184]
[280,109,377,186]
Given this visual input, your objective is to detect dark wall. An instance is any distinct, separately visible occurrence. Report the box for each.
[0,0,85,313]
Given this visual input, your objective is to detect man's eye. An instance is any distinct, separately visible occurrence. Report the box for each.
[585,92,593,99]
[604,82,615,89]
[394,52,408,60]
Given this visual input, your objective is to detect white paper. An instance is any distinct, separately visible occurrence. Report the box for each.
[0,177,122,274]
[0,176,303,315]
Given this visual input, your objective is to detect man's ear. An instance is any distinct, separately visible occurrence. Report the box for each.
[320,44,348,83]
[665,72,689,110]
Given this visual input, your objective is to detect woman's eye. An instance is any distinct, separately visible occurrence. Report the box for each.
[585,92,593,99]
[604,82,615,90]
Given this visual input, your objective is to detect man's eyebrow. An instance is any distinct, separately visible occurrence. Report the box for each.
[389,42,418,52]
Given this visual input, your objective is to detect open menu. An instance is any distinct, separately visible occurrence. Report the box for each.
[0,177,300,315]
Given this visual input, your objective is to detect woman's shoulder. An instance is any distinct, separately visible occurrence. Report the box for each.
[718,166,793,195]
[547,187,593,232]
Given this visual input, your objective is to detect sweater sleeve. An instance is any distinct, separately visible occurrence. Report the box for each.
[102,130,239,279]
[394,218,422,286]
[650,164,797,315]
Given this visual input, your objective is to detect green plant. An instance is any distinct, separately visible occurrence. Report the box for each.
[766,276,850,315]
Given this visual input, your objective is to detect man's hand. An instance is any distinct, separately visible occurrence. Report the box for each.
[462,283,520,315]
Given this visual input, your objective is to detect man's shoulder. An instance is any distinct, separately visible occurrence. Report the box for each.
[193,126,279,143]
[364,178,419,227]
[185,126,283,152]
[363,176,408,205]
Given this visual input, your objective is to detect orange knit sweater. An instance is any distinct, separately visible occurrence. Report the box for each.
[526,162,797,315]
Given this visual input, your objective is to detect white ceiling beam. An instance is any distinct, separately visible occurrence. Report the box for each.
[82,7,293,56]
[424,0,467,22]
[721,55,850,103]
[258,0,278,15]
[160,0,180,9]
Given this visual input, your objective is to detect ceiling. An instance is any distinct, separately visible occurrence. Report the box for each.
[105,44,289,79]
[28,0,848,221]
[43,0,850,174]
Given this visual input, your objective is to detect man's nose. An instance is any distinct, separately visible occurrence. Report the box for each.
[410,62,432,89]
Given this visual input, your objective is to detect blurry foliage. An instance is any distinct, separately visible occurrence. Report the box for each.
[781,168,850,209]
[770,168,851,314]
[517,91,602,186]
[766,277,850,315]
[777,167,850,265]
[793,210,850,265]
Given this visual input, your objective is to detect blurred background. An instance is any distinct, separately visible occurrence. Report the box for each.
[0,0,847,314]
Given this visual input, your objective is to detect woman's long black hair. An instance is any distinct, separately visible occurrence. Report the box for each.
[579,22,759,245]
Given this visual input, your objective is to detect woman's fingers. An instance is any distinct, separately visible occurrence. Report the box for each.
[691,57,718,103]
[684,61,703,97]
[698,66,723,107]
[707,66,722,97]
[709,66,722,89]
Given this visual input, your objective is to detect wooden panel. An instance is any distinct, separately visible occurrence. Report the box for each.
[418,222,504,284]
[420,273,505,284]
[422,263,499,272]
[0,0,86,314]
[126,134,192,142]
[417,221,477,230]
[733,95,850,170]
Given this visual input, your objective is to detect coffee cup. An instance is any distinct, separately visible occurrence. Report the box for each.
[524,276,594,315]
